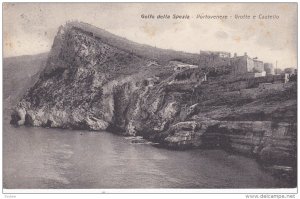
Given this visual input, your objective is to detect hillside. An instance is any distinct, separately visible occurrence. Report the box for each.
[3,53,48,119]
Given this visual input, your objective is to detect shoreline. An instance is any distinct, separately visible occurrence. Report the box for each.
[8,120,297,188]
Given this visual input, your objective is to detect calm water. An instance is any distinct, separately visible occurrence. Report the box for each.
[3,120,290,189]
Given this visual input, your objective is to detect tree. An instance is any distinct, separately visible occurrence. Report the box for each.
[284,67,296,74]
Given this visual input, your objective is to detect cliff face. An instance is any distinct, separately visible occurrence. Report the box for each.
[11,22,297,184]
[11,23,149,130]
[118,77,296,183]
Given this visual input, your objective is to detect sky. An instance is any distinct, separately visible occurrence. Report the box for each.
[3,3,297,69]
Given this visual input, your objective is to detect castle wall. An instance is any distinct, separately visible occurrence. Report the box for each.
[253,60,264,72]
[246,57,255,72]
[230,56,248,75]
[199,51,231,68]
[264,63,275,75]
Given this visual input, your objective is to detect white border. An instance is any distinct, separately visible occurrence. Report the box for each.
[1,0,299,197]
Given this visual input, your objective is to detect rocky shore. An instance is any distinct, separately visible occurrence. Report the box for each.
[10,22,297,186]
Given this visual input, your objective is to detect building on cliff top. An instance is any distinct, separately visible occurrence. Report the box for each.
[264,63,275,75]
[200,50,231,58]
[230,52,266,77]
[197,51,269,78]
[199,50,232,69]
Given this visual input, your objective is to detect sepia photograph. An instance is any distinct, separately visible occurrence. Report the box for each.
[2,1,298,196]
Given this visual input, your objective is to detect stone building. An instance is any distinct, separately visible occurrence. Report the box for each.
[253,60,264,73]
[264,63,275,75]
[199,51,231,69]
[230,52,266,77]
[231,53,252,75]
[198,50,272,78]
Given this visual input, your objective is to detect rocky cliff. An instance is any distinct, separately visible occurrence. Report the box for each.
[10,22,297,185]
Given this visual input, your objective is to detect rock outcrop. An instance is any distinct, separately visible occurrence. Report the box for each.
[10,22,297,185]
